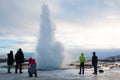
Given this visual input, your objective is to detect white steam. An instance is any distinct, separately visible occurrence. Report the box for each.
[36,4,68,69]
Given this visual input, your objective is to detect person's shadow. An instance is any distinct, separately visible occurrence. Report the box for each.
[79,74,98,80]
[93,75,98,80]
[79,74,84,80]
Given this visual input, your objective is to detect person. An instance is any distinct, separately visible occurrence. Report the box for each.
[7,50,14,73]
[28,58,37,77]
[92,52,98,74]
[15,48,24,74]
[79,53,85,74]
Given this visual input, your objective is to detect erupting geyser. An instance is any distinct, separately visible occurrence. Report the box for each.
[36,4,66,69]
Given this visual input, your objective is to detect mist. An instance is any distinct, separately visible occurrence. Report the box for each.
[36,4,68,69]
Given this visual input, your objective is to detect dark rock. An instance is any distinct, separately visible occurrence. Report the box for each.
[99,70,104,73]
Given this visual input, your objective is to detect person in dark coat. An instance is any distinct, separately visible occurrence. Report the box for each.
[15,48,24,74]
[92,52,98,74]
[7,50,14,73]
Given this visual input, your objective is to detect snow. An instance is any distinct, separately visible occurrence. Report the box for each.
[0,68,120,80]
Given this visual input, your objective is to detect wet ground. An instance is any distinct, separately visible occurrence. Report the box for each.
[0,68,120,80]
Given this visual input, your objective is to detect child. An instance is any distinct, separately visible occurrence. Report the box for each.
[28,58,37,77]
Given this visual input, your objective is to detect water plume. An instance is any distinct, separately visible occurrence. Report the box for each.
[36,4,66,70]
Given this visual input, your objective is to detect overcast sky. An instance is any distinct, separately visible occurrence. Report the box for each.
[0,0,120,55]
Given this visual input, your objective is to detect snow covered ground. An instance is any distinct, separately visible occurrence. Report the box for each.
[0,68,120,80]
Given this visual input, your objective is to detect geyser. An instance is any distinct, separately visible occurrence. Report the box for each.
[36,4,65,69]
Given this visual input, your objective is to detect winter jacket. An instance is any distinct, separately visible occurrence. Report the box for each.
[15,50,24,63]
[79,53,85,63]
[7,53,14,65]
[28,58,33,66]
[28,59,37,74]
[92,55,98,65]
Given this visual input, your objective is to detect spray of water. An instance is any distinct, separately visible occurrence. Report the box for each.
[36,4,67,70]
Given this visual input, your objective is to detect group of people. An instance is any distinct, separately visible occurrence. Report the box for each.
[7,48,37,77]
[7,48,24,74]
[7,49,98,77]
[79,52,98,74]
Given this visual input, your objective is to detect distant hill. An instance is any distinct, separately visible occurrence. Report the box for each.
[0,52,34,62]
[0,55,6,59]
[24,53,34,59]
[103,55,120,62]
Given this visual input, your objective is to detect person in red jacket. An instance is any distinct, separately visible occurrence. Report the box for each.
[28,58,37,77]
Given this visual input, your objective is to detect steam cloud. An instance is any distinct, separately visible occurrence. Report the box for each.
[36,4,65,69]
